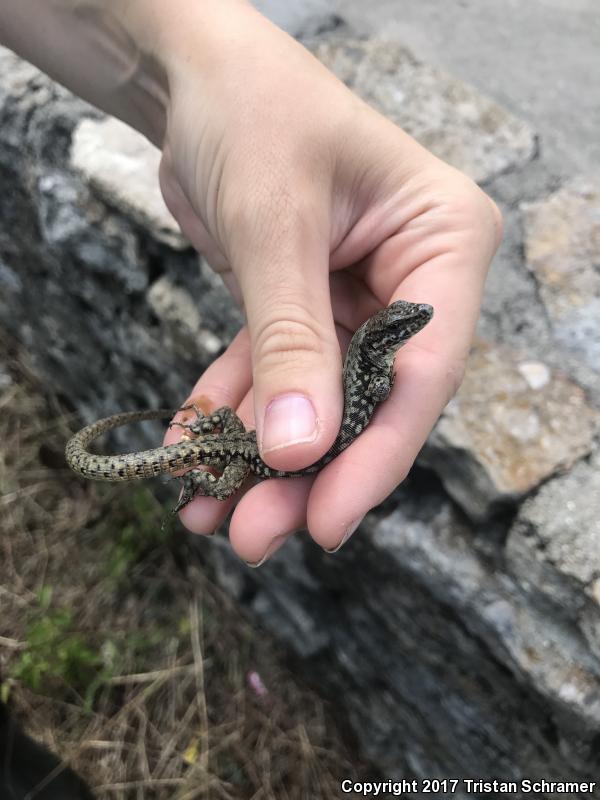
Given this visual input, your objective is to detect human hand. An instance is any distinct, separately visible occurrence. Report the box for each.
[0,1,499,562]
[157,2,501,564]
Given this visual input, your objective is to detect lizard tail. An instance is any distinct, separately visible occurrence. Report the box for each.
[65,409,177,481]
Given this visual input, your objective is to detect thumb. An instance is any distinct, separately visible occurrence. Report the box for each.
[234,211,342,472]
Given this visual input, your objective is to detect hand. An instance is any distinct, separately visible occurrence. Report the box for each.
[159,3,502,563]
[0,0,501,564]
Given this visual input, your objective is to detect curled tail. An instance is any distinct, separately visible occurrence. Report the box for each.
[65,409,176,481]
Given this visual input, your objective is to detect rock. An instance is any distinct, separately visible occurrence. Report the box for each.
[211,473,600,783]
[0,46,41,105]
[0,50,239,436]
[71,117,187,250]
[308,36,537,183]
[0,362,12,392]
[521,177,600,372]
[420,340,600,520]
[506,447,600,661]
[147,276,222,357]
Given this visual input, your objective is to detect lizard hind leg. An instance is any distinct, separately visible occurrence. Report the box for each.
[172,459,249,513]
[170,405,246,437]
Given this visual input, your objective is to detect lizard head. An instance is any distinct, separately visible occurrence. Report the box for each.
[361,300,434,364]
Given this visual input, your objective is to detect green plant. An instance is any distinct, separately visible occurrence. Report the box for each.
[11,590,103,696]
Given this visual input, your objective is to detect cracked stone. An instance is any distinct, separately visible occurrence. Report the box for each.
[506,447,600,660]
[213,478,600,779]
[521,177,600,372]
[309,35,537,183]
[71,117,187,250]
[420,340,600,520]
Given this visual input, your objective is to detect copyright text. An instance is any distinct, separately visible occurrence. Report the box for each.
[341,778,597,796]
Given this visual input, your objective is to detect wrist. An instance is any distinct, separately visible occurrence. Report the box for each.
[0,0,172,145]
[103,0,257,134]
[69,0,258,145]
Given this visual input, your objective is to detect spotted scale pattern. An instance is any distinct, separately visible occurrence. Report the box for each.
[65,301,433,509]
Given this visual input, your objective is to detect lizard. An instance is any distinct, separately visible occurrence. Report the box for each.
[65,300,433,512]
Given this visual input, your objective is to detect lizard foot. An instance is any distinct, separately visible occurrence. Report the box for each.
[172,460,249,512]
[170,405,246,437]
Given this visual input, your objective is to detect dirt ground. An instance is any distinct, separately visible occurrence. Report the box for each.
[0,342,366,798]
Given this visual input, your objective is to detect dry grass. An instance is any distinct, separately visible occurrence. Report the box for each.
[0,343,366,799]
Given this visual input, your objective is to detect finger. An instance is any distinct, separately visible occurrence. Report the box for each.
[228,476,313,566]
[307,191,502,550]
[358,175,501,357]
[306,345,452,551]
[171,274,371,544]
[228,188,344,474]
[226,320,355,564]
[164,328,252,535]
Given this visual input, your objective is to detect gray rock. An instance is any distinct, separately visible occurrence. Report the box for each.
[420,340,600,520]
[507,447,600,661]
[71,117,188,251]
[0,258,22,295]
[147,275,222,358]
[211,475,600,783]
[0,361,13,392]
[308,36,537,183]
[522,177,600,372]
[0,47,239,442]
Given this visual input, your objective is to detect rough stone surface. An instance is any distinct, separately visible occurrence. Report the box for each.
[147,275,222,358]
[1,31,600,794]
[212,472,600,784]
[71,117,187,251]
[507,447,600,662]
[308,36,537,184]
[0,46,242,449]
[522,178,600,372]
[420,340,600,520]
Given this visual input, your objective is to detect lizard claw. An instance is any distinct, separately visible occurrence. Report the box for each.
[172,482,196,514]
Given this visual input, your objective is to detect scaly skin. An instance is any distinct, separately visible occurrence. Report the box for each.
[65,301,433,510]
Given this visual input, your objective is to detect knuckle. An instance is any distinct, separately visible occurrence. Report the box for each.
[456,175,504,240]
[438,173,502,226]
[433,176,504,261]
[465,183,504,246]
[253,308,327,371]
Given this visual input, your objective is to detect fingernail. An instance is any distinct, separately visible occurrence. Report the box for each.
[260,394,319,453]
[245,533,290,568]
[323,517,363,554]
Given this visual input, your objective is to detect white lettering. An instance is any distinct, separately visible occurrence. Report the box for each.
[522,780,597,794]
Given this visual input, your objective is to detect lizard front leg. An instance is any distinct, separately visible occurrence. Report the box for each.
[172,459,249,512]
